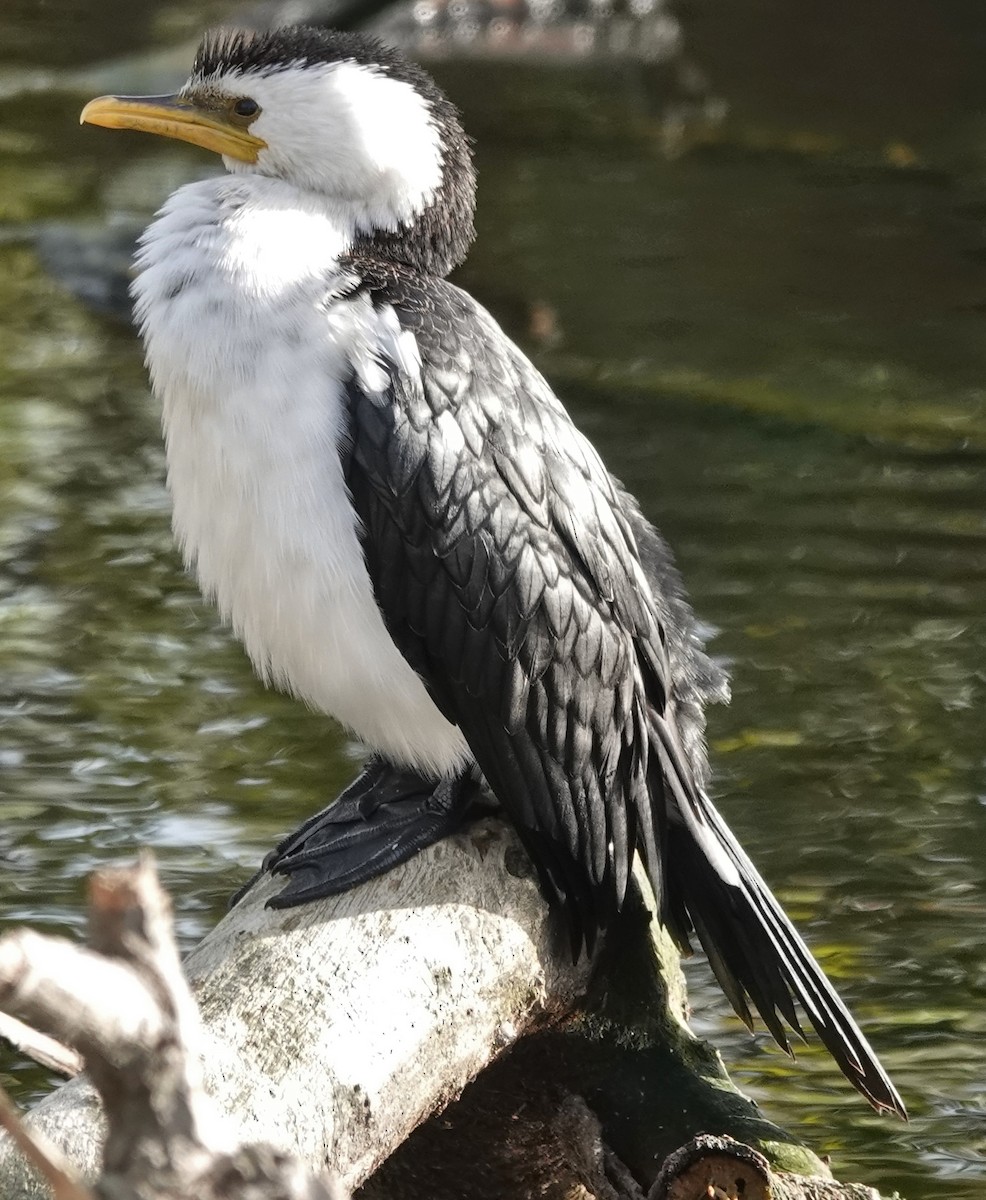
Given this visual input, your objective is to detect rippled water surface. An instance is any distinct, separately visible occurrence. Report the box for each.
[1,2,985,1196]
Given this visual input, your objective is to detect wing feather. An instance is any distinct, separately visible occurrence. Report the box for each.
[333,263,905,1115]
[342,272,663,943]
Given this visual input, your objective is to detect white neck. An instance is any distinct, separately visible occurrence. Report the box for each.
[132,174,361,399]
[138,174,355,295]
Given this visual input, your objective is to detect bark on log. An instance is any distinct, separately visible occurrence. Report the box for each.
[0,820,902,1200]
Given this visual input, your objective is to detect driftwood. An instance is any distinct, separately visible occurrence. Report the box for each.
[651,1136,880,1200]
[0,855,344,1200]
[0,820,899,1200]
[0,1015,81,1081]
[0,822,591,1196]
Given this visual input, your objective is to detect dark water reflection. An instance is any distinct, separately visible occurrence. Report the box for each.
[1,2,985,1197]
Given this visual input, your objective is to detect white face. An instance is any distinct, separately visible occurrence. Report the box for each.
[202,61,445,232]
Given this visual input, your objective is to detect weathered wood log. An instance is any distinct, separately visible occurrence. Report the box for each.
[0,1015,81,1081]
[0,821,592,1196]
[0,821,902,1200]
[0,1084,92,1200]
[652,1135,880,1200]
[0,856,345,1200]
[350,874,875,1199]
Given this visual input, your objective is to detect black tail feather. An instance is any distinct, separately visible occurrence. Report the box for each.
[647,713,906,1118]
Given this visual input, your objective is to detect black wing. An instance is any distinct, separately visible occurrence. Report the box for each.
[337,262,906,1116]
[341,266,696,947]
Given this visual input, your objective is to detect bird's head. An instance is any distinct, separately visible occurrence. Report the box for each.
[81,26,476,276]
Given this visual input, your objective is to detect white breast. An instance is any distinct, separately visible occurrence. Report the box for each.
[132,175,470,779]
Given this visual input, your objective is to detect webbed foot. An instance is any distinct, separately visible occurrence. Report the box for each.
[231,758,492,909]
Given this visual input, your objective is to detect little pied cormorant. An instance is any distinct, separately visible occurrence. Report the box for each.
[81,25,905,1117]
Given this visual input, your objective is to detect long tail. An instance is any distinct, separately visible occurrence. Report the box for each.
[647,712,906,1118]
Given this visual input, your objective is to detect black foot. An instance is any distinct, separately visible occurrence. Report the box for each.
[230,758,492,910]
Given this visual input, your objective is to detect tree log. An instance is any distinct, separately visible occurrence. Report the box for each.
[652,1135,880,1200]
[0,821,592,1196]
[0,820,901,1200]
[0,1015,81,1081]
[0,857,344,1200]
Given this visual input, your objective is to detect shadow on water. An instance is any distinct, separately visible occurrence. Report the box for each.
[0,1,984,1197]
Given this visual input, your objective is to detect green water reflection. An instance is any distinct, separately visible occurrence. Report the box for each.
[1,3,984,1197]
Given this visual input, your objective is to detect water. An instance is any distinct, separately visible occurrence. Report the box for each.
[1,2,985,1197]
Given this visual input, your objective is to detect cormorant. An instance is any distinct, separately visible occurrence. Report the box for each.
[81,25,905,1116]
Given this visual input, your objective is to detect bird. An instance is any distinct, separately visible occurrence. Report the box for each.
[80,24,905,1117]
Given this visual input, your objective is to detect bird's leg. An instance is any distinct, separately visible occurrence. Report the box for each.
[231,757,494,909]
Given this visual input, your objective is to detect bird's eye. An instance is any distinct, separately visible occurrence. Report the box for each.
[232,98,260,119]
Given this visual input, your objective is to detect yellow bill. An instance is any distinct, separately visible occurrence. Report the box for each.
[80,94,266,163]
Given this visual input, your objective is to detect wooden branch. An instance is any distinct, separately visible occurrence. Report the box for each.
[0,854,344,1200]
[0,824,902,1200]
[355,879,885,1200]
[652,1135,880,1200]
[0,1015,81,1080]
[0,821,592,1197]
[0,1084,92,1200]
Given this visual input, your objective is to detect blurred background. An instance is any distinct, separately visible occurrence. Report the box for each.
[0,0,985,1195]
